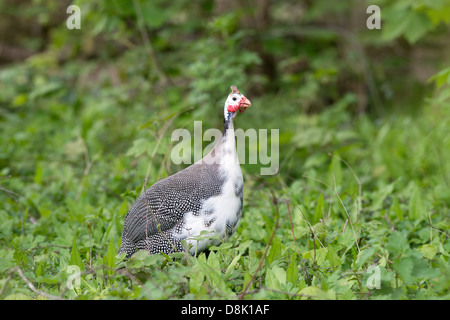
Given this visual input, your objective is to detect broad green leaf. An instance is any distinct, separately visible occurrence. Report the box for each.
[303,247,328,266]
[12,93,27,107]
[29,82,62,100]
[418,244,438,260]
[326,246,341,267]
[33,162,43,184]
[4,293,33,300]
[140,1,170,29]
[126,138,154,158]
[314,194,325,223]
[428,67,450,89]
[403,12,433,43]
[224,254,241,279]
[386,231,409,256]
[265,265,286,290]
[286,252,298,285]
[411,254,440,280]
[188,267,206,295]
[355,247,375,269]
[299,286,320,298]
[328,154,342,187]
[409,184,426,221]
[237,240,253,254]
[382,8,433,44]
[393,256,414,284]
[105,239,116,275]
[298,286,335,299]
[368,182,394,211]
[197,258,231,294]
[267,237,282,264]
[70,242,85,271]
[391,197,404,221]
[206,251,220,271]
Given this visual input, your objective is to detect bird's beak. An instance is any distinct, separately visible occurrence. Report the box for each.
[238,96,251,113]
[240,97,251,108]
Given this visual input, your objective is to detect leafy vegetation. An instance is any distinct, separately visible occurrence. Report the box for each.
[0,0,449,300]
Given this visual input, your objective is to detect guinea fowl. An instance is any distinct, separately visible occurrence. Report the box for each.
[118,86,251,258]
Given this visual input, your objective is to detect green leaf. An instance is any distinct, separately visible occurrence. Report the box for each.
[328,154,342,187]
[409,184,426,221]
[298,286,335,299]
[224,254,241,279]
[286,252,298,284]
[188,257,206,295]
[391,197,404,221]
[326,246,341,267]
[70,242,85,271]
[267,237,282,264]
[393,256,415,284]
[403,12,433,44]
[265,265,286,290]
[4,293,33,300]
[197,258,231,294]
[206,251,220,271]
[368,182,394,211]
[105,239,116,275]
[13,93,27,107]
[140,1,170,29]
[29,82,62,100]
[382,8,433,44]
[355,247,375,269]
[428,67,450,89]
[314,194,325,223]
[418,244,438,260]
[33,162,43,184]
[126,138,154,158]
[237,240,253,254]
[386,231,409,256]
[303,247,328,266]
[411,254,440,280]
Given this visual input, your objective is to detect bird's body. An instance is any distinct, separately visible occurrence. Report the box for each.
[118,86,251,258]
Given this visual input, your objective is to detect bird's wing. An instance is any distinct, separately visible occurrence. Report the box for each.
[123,163,224,243]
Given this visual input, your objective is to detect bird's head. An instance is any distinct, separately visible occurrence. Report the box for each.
[224,85,251,121]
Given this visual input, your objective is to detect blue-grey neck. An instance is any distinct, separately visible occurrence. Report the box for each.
[223,112,233,132]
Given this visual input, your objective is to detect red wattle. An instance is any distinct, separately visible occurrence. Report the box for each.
[227,104,239,112]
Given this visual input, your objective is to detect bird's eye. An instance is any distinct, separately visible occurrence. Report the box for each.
[232,97,237,101]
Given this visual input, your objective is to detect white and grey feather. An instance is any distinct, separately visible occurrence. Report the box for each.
[118,86,250,258]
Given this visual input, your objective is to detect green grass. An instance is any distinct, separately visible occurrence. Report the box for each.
[0,57,449,300]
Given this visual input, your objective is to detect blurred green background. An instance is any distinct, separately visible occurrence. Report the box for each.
[0,0,449,300]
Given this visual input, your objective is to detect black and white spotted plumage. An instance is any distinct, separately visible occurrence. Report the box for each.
[118,86,251,258]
